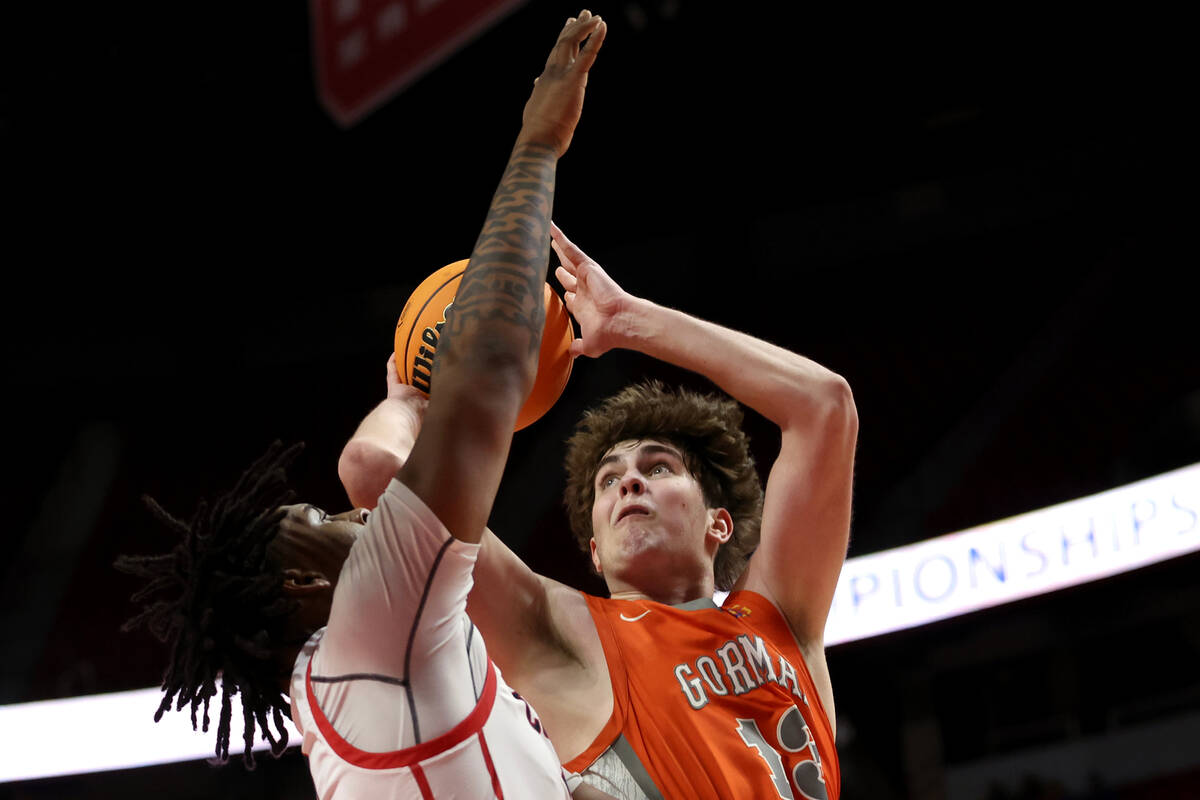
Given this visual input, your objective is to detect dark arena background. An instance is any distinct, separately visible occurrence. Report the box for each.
[2,3,1196,799]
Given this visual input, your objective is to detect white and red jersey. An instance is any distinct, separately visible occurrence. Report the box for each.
[288,480,570,800]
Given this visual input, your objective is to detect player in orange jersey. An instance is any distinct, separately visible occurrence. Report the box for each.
[342,221,857,799]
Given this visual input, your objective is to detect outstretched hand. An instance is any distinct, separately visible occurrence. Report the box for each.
[552,222,632,359]
[520,10,607,157]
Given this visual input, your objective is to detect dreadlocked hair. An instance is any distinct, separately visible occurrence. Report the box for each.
[114,441,305,768]
[563,381,764,591]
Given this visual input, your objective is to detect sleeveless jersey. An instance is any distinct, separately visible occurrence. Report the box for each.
[565,591,840,800]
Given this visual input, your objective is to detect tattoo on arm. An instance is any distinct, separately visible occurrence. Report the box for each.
[438,142,557,367]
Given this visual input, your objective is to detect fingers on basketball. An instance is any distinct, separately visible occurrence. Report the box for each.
[552,239,575,268]
[551,226,587,266]
[555,265,578,291]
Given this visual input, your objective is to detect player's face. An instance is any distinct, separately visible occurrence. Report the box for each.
[275,504,368,584]
[270,504,368,657]
[281,504,368,540]
[589,439,717,584]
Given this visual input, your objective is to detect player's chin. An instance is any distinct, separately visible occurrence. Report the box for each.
[616,526,666,559]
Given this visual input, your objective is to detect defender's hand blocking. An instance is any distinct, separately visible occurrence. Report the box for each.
[520,10,606,156]
[552,222,632,359]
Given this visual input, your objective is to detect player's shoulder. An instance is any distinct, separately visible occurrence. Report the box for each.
[731,570,820,643]
[722,588,779,616]
[721,589,806,645]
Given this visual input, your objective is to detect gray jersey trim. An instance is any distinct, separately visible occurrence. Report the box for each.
[674,597,719,612]
[611,734,666,800]
[580,596,717,798]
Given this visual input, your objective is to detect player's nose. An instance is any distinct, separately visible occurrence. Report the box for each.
[330,508,370,524]
[619,474,644,496]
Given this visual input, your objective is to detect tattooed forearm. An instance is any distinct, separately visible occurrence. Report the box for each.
[438,142,557,368]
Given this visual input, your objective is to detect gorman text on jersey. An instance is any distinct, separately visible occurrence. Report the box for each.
[674,633,809,710]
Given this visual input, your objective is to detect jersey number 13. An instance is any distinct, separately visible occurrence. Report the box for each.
[736,706,828,800]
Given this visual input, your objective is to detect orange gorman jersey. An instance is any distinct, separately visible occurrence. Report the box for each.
[564,590,840,800]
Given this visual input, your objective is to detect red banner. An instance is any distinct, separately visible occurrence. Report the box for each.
[311,0,527,127]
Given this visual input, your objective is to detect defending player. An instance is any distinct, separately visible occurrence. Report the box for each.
[343,225,857,798]
[118,11,614,798]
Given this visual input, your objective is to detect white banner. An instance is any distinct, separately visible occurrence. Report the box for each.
[824,462,1200,645]
[0,684,300,782]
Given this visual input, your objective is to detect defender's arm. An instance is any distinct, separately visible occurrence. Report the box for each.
[396,14,605,543]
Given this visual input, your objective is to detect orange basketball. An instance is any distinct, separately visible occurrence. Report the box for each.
[394,259,575,431]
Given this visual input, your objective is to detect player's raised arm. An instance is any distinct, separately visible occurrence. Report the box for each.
[551,223,857,654]
[396,12,605,544]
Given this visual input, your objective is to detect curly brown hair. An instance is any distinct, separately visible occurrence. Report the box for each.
[563,381,763,591]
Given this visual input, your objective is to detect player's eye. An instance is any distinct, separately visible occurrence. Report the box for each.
[599,473,618,490]
[650,463,670,476]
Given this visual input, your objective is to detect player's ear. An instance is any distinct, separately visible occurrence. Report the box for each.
[707,508,733,546]
[281,568,333,596]
[589,537,603,574]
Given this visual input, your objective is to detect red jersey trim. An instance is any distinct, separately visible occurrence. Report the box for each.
[478,731,504,799]
[304,655,498,770]
[412,764,434,798]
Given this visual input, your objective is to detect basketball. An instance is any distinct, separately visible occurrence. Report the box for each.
[394,259,575,431]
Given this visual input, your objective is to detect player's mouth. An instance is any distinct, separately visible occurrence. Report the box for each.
[615,504,652,524]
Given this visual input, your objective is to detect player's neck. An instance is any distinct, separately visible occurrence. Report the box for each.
[608,574,715,607]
